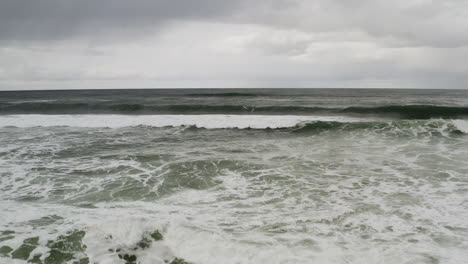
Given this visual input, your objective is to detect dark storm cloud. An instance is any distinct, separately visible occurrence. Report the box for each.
[1,0,467,48]
[0,0,244,41]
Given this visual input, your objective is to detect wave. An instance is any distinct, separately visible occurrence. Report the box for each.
[292,120,466,135]
[186,92,260,97]
[1,115,466,135]
[341,105,468,119]
[1,103,468,119]
[0,114,368,129]
[0,103,323,114]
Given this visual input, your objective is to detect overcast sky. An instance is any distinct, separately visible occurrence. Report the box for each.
[1,0,467,90]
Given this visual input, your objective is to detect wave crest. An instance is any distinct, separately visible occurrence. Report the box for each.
[292,120,465,135]
[0,115,466,136]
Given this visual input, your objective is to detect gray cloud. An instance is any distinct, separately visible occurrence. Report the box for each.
[0,0,244,41]
[237,0,468,48]
[0,0,467,89]
[1,0,467,48]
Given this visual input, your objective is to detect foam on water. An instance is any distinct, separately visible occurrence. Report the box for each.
[1,115,467,136]
[1,115,468,263]
[453,120,468,133]
[0,114,373,129]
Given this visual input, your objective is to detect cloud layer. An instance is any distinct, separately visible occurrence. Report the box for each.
[0,0,467,89]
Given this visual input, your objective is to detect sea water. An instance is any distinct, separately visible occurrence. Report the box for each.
[0,89,468,264]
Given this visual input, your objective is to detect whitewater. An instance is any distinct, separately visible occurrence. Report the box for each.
[1,89,468,264]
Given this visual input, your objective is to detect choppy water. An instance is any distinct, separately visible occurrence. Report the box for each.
[1,89,468,264]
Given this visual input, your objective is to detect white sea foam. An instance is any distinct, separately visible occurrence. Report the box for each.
[0,114,373,129]
[453,119,468,133]
[1,114,468,264]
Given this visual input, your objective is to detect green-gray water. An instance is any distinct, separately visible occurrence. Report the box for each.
[1,89,468,264]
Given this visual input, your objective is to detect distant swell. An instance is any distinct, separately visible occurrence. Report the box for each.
[186,92,260,97]
[1,103,468,119]
[341,105,468,119]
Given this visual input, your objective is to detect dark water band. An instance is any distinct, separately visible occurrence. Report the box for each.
[1,103,468,119]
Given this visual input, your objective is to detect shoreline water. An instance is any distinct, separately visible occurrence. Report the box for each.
[1,89,467,264]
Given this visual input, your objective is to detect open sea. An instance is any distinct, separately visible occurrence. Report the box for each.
[0,88,468,264]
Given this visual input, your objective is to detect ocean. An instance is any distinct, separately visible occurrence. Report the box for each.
[0,89,468,264]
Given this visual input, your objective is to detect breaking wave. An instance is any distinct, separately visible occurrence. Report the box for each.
[1,114,467,136]
[292,120,466,135]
